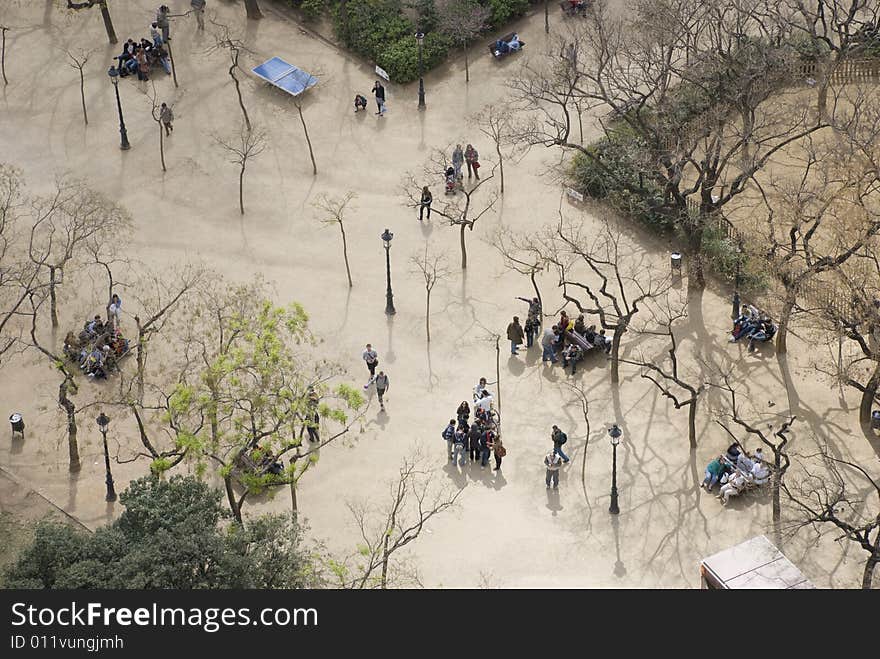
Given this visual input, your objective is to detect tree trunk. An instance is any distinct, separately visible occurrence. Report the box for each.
[862,553,878,590]
[459,224,467,269]
[230,64,251,132]
[544,0,549,34]
[223,475,243,524]
[495,336,501,417]
[136,327,146,404]
[425,290,431,342]
[158,123,166,172]
[380,529,390,589]
[239,164,245,215]
[289,478,298,521]
[340,224,353,287]
[244,0,264,20]
[59,377,80,472]
[1,27,8,85]
[576,102,583,143]
[741,109,752,171]
[816,59,830,122]
[464,44,469,83]
[776,288,796,354]
[496,140,504,194]
[771,461,782,547]
[297,105,317,175]
[687,401,696,450]
[49,266,59,330]
[858,360,880,425]
[530,268,542,314]
[610,326,623,385]
[78,67,88,124]
[98,1,118,45]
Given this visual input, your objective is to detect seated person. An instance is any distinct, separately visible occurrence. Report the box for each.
[701,455,726,491]
[583,324,597,344]
[354,94,368,112]
[751,458,770,485]
[494,39,510,56]
[717,470,750,505]
[561,343,583,374]
[574,314,587,335]
[152,44,171,74]
[508,34,521,51]
[593,329,612,353]
[747,318,776,352]
[725,442,742,463]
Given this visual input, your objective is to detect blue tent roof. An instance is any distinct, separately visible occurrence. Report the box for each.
[252,57,318,97]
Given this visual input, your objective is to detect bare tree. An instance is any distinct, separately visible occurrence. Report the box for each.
[621,300,703,448]
[335,454,463,588]
[208,21,253,132]
[402,150,497,269]
[66,48,93,125]
[782,445,880,589]
[27,176,131,330]
[439,0,490,83]
[65,0,117,44]
[314,192,356,287]
[147,85,168,173]
[293,96,318,176]
[470,104,517,194]
[410,243,450,342]
[214,123,267,215]
[493,227,546,312]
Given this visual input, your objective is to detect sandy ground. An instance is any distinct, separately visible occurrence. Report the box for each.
[1,1,878,588]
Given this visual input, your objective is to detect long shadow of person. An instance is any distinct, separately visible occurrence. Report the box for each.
[507,355,525,377]
[546,487,563,516]
[443,460,468,490]
[492,467,508,490]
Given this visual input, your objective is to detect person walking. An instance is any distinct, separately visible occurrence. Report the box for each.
[419,186,432,221]
[362,343,379,388]
[545,450,562,488]
[375,371,389,411]
[156,5,171,42]
[541,325,559,364]
[464,144,480,179]
[493,436,506,471]
[371,80,386,115]
[442,419,456,461]
[159,103,174,136]
[191,0,206,30]
[452,144,464,181]
[551,425,570,463]
[507,316,525,355]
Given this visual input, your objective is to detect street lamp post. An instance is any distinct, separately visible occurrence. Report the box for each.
[608,424,622,514]
[415,31,426,110]
[107,66,131,150]
[96,412,117,502]
[381,228,396,315]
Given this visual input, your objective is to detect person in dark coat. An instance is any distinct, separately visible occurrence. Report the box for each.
[507,316,525,355]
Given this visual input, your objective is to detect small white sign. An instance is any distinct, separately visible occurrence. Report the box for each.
[375,65,390,81]
[566,187,585,202]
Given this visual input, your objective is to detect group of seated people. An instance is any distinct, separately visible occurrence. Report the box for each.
[115,35,171,80]
[63,315,130,379]
[239,445,285,476]
[550,309,612,374]
[493,33,523,56]
[729,303,777,352]
[701,442,771,505]
[564,0,590,12]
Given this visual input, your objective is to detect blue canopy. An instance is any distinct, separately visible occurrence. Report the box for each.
[252,57,318,97]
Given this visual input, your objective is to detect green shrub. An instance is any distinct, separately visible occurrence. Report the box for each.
[299,0,325,21]
[412,0,439,32]
[483,0,529,29]
[377,31,452,83]
[333,0,414,58]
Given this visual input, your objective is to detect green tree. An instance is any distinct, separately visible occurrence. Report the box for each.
[3,475,317,589]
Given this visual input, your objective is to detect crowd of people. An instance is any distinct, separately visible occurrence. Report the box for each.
[442,378,505,470]
[63,295,130,379]
[729,303,777,352]
[533,307,612,374]
[114,29,171,81]
[701,442,771,505]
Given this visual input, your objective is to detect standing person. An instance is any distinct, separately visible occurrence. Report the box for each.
[464,144,480,179]
[160,103,174,136]
[507,316,525,355]
[456,400,470,426]
[453,427,467,466]
[523,315,536,349]
[468,422,481,463]
[374,371,389,411]
[493,436,506,471]
[517,296,542,327]
[150,22,163,47]
[419,186,432,221]
[452,144,464,181]
[541,325,559,364]
[191,0,206,30]
[305,387,320,443]
[362,343,379,388]
[136,47,150,81]
[442,419,456,461]
[479,429,494,468]
[156,5,171,43]
[545,450,562,488]
[108,294,122,330]
[551,425,570,463]
[371,80,385,115]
